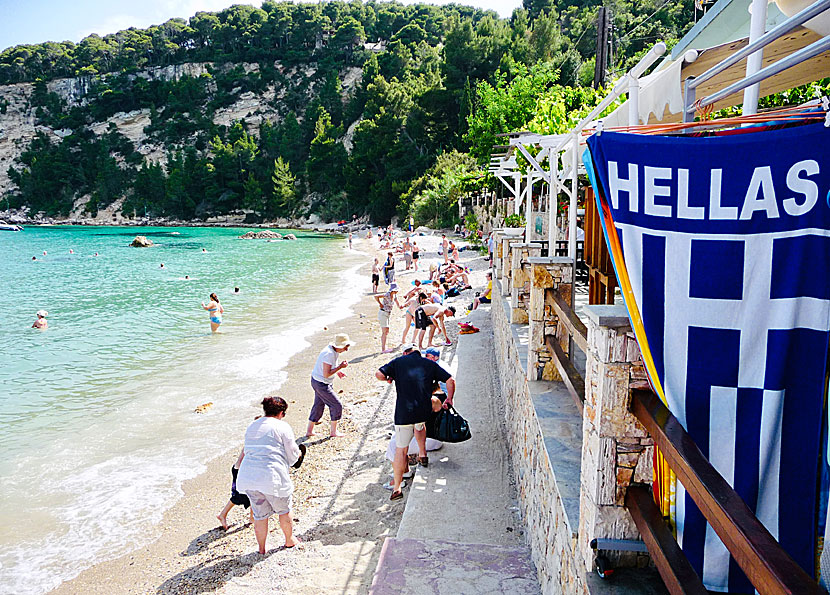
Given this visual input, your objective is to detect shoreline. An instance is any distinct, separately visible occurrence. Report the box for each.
[49,237,395,594]
[49,232,486,594]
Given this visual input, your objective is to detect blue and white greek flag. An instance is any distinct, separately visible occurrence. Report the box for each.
[586,122,830,591]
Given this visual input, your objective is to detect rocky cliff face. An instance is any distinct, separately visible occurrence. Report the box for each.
[0,61,362,219]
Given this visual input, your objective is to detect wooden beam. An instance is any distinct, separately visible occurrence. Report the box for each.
[546,289,589,353]
[630,390,822,595]
[625,485,708,595]
[545,335,584,413]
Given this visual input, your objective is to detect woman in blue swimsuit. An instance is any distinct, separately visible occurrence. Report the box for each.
[202,293,224,333]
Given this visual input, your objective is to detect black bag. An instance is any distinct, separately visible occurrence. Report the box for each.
[292,443,307,469]
[431,406,472,443]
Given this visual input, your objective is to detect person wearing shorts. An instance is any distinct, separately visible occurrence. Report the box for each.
[374,283,400,353]
[371,257,380,293]
[376,347,455,501]
[236,397,301,553]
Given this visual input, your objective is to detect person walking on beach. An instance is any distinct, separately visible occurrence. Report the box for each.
[306,333,352,438]
[403,238,412,270]
[32,310,48,329]
[375,283,402,353]
[216,450,252,530]
[236,397,301,554]
[382,251,395,285]
[202,293,224,333]
[376,347,455,501]
[371,257,380,293]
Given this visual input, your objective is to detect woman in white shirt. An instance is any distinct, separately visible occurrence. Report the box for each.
[236,396,302,554]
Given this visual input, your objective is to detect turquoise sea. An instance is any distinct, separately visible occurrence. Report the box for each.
[0,226,364,594]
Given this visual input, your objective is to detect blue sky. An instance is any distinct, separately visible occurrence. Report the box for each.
[0,0,522,51]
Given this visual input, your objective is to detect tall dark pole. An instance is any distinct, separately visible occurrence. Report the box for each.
[593,6,609,89]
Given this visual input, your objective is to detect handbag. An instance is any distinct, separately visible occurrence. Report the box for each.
[431,406,472,443]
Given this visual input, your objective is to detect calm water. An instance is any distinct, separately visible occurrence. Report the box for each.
[0,226,363,593]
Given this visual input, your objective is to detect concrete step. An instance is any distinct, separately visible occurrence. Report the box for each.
[369,538,540,595]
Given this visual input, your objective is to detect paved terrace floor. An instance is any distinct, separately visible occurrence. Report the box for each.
[369,307,541,595]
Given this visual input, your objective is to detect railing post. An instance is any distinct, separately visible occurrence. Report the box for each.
[578,305,653,571]
[527,257,573,381]
[509,242,541,324]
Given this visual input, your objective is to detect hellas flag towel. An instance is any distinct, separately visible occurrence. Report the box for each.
[585,122,830,592]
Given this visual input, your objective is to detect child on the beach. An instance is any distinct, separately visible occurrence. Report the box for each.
[216,450,252,530]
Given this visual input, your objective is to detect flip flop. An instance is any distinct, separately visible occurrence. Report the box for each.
[390,490,403,501]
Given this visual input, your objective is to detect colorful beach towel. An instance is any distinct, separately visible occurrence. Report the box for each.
[585,122,830,592]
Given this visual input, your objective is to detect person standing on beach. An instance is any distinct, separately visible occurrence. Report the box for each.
[400,292,425,346]
[375,283,402,353]
[412,241,420,272]
[414,303,456,349]
[403,238,413,271]
[375,347,455,501]
[202,293,224,333]
[371,257,380,293]
[382,251,395,285]
[441,234,449,264]
[348,232,353,249]
[306,333,352,438]
[236,397,301,553]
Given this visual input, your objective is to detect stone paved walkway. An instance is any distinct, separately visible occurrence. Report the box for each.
[369,307,541,594]
[369,538,539,595]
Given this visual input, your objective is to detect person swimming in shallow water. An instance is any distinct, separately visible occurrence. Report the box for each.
[202,293,224,333]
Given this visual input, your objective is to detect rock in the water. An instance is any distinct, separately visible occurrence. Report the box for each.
[284,233,297,240]
[239,230,283,239]
[130,235,153,247]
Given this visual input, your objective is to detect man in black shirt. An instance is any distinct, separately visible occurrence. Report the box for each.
[376,346,456,501]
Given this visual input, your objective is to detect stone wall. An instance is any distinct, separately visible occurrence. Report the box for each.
[578,306,652,571]
[491,281,590,595]
[527,258,573,383]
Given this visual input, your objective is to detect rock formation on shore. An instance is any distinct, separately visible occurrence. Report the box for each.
[130,236,153,247]
[239,230,282,239]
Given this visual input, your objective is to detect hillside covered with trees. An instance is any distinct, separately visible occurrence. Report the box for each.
[0,0,696,225]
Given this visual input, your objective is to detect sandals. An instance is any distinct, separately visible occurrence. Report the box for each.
[390,490,404,501]
[418,456,429,468]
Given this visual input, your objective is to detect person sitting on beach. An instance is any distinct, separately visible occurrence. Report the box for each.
[430,281,445,304]
[414,303,456,349]
[202,293,224,333]
[473,272,493,310]
[306,333,352,438]
[32,310,48,329]
[371,257,380,293]
[375,345,455,501]
[451,242,460,262]
[375,283,402,353]
[216,449,253,530]
[236,397,302,553]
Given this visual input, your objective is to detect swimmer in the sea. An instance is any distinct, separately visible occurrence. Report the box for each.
[32,310,48,329]
[202,293,224,333]
[160,263,165,268]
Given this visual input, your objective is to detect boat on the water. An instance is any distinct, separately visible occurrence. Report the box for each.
[0,222,23,231]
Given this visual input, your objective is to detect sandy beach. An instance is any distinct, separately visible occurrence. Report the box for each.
[52,231,491,594]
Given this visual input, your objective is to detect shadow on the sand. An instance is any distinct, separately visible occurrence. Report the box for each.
[156,550,267,594]
[181,523,248,556]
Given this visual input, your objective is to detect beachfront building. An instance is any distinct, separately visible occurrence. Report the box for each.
[485,1,830,592]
